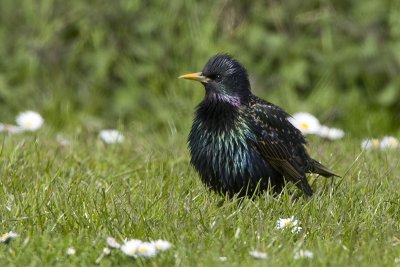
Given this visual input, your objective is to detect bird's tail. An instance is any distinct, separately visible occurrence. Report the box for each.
[311,159,339,177]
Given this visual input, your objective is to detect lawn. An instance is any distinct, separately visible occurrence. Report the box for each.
[0,1,399,265]
[1,128,399,266]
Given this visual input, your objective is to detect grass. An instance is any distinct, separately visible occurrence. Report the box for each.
[1,1,399,265]
[1,127,399,266]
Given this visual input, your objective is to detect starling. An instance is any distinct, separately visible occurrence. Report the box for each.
[179,54,337,197]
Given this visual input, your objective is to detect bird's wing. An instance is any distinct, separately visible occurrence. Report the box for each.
[245,98,313,195]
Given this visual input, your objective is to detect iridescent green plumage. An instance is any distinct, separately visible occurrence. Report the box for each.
[181,54,337,197]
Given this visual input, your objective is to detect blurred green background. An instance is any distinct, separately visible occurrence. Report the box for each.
[0,0,399,137]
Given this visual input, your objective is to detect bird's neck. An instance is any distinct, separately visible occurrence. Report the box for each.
[195,93,245,129]
[205,92,242,107]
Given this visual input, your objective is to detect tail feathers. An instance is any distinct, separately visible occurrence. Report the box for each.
[311,159,339,177]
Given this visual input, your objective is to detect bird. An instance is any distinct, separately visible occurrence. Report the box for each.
[179,54,337,197]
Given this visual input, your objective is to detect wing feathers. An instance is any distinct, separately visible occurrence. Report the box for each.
[246,97,317,195]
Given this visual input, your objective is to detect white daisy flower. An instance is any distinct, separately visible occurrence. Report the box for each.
[0,123,25,134]
[120,239,142,257]
[136,242,157,258]
[361,138,380,150]
[219,256,227,262]
[277,216,298,229]
[294,249,314,259]
[291,225,303,234]
[99,129,124,144]
[66,247,76,255]
[317,125,345,140]
[152,239,172,251]
[7,125,25,134]
[0,231,18,243]
[103,247,111,255]
[277,216,302,233]
[106,236,121,249]
[95,247,112,264]
[249,250,268,260]
[288,112,321,135]
[380,136,399,150]
[16,111,44,131]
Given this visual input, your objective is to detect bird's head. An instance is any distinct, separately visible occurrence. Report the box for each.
[179,54,251,105]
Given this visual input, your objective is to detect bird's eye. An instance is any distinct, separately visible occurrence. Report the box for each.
[207,73,222,81]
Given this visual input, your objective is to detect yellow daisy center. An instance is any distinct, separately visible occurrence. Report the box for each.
[372,139,380,147]
[138,247,148,253]
[1,233,8,241]
[283,220,292,227]
[299,122,309,129]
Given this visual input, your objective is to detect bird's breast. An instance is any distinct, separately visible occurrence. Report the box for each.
[188,116,269,193]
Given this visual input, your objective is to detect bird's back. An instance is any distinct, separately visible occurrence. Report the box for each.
[244,95,337,195]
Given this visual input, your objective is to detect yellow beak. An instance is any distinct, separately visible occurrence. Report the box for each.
[178,72,209,83]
